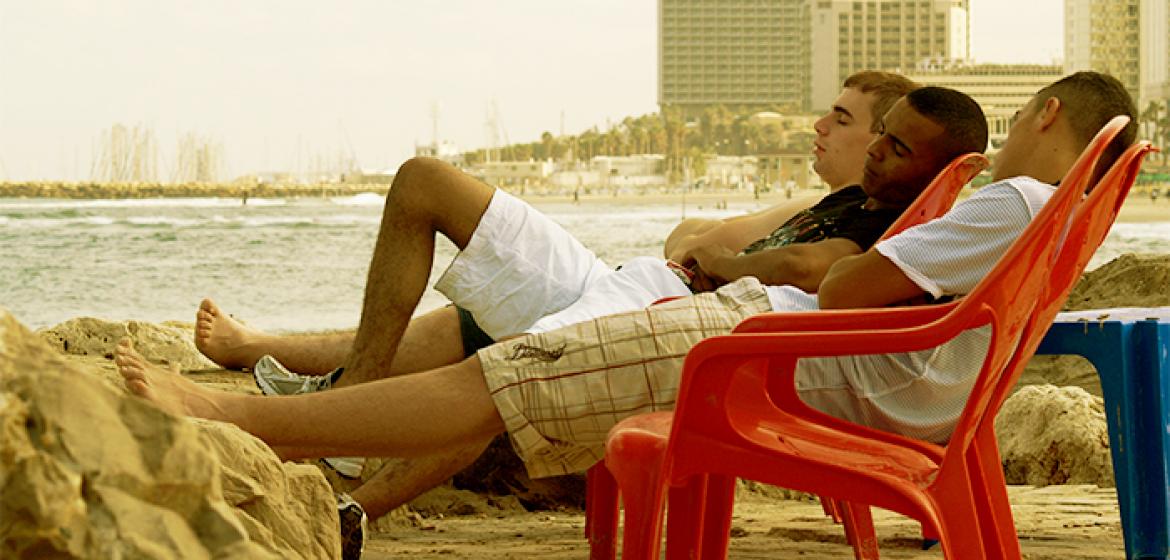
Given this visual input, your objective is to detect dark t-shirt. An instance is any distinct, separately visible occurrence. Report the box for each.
[740,185,900,254]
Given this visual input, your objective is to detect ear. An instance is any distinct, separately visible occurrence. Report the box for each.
[1035,96,1063,130]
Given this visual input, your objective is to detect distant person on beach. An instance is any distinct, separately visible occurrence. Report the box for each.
[118,72,1135,557]
[1151,186,1160,204]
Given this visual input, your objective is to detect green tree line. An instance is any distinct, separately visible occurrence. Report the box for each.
[462,104,813,181]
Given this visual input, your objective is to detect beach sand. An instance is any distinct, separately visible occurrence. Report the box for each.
[4,252,1168,558]
[527,187,1170,224]
[362,484,1124,559]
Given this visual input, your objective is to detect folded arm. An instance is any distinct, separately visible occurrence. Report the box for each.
[689,237,864,293]
[817,249,924,309]
[664,196,814,262]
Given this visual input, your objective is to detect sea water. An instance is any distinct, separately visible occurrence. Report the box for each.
[3,194,1168,332]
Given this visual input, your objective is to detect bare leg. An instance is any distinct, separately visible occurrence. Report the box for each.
[342,158,493,382]
[334,305,466,387]
[116,338,504,458]
[195,298,353,373]
[194,301,467,384]
[348,444,489,519]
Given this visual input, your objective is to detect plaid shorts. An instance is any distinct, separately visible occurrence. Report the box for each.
[477,277,772,479]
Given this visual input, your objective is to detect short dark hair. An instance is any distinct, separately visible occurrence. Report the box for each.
[1036,71,1138,182]
[903,86,989,162]
[843,71,921,133]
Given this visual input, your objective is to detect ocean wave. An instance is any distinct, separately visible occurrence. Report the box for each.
[0,214,378,229]
[331,192,386,207]
[126,216,202,227]
[1109,223,1170,240]
[0,197,288,211]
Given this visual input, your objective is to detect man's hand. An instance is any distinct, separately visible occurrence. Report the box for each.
[688,245,741,289]
[666,234,706,267]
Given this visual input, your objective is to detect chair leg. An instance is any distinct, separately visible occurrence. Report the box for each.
[972,426,1022,559]
[822,496,845,524]
[607,458,670,560]
[585,464,620,560]
[697,474,737,560]
[932,470,988,560]
[839,501,879,560]
[665,475,708,560]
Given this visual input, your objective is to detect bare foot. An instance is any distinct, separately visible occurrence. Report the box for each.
[195,298,271,370]
[116,338,233,421]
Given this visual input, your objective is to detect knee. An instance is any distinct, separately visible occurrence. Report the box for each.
[387,157,451,209]
[392,157,447,192]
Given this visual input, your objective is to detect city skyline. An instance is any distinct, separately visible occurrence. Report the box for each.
[1,0,1063,182]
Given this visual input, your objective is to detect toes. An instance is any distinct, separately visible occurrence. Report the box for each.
[199,299,221,318]
[125,378,150,396]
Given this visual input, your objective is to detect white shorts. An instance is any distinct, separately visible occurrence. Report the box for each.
[434,190,690,339]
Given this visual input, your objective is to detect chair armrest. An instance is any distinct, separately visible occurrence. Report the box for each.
[733,303,955,334]
[680,319,985,461]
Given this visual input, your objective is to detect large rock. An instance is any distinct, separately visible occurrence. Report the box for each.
[0,309,338,558]
[995,384,1113,487]
[37,317,215,372]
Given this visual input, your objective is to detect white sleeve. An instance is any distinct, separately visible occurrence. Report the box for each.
[874,182,1037,298]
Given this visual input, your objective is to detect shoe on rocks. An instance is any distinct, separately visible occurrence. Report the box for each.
[253,356,365,478]
[337,492,368,560]
[322,456,365,479]
[252,354,338,396]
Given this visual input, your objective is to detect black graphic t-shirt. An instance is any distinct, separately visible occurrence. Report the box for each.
[740,185,901,255]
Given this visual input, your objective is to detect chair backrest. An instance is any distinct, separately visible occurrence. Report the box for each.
[935,115,1133,458]
[877,152,989,243]
[981,140,1155,427]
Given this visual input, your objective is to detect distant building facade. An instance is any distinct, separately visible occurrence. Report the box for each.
[1064,0,1170,109]
[810,0,970,110]
[472,160,555,188]
[415,140,465,168]
[906,63,1064,147]
[658,0,811,115]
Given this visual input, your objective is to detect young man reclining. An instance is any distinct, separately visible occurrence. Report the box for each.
[188,78,985,526]
[117,79,1015,526]
[117,74,1135,553]
[194,71,926,386]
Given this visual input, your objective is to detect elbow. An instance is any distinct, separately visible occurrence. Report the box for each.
[817,277,851,309]
[816,258,859,309]
[775,257,820,293]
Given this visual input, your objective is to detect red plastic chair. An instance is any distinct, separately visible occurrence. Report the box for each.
[600,116,1135,560]
[826,138,1157,558]
[583,151,988,559]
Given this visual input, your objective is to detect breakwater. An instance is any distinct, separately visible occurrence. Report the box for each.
[0,181,391,199]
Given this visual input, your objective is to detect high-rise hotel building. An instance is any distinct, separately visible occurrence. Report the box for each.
[658,0,970,114]
[809,0,969,110]
[658,0,811,115]
[1065,0,1170,108]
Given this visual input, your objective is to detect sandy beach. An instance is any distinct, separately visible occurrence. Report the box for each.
[363,484,1125,559]
[528,187,1170,224]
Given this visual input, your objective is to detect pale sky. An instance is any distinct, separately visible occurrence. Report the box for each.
[0,0,1063,182]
